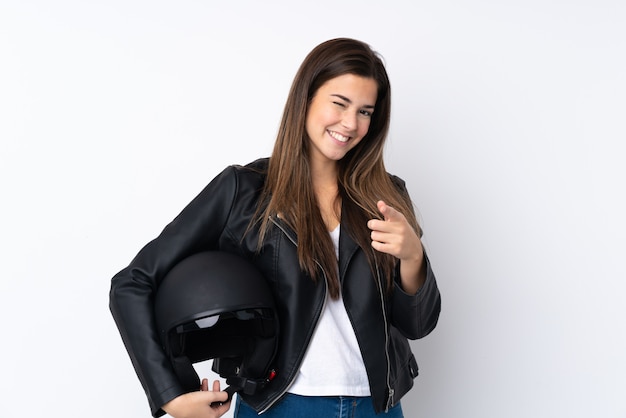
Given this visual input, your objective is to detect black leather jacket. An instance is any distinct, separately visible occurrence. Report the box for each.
[109,158,441,417]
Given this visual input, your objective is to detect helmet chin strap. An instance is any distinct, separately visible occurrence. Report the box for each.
[226,375,271,395]
[210,385,238,407]
[210,373,274,407]
[171,351,242,406]
[172,350,275,406]
[171,354,202,391]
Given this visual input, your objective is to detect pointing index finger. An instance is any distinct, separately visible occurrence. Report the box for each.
[377,200,401,222]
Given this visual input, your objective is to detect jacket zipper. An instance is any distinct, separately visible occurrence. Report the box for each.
[375,264,394,412]
[265,217,393,413]
[259,216,329,414]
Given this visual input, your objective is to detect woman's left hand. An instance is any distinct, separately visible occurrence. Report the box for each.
[368,200,426,294]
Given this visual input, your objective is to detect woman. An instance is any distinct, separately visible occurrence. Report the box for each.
[110,38,441,418]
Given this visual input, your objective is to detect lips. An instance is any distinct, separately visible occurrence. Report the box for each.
[328,130,351,143]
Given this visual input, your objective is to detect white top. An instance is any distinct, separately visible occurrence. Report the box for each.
[288,225,371,396]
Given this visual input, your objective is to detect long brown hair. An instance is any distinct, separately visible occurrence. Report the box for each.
[256,38,420,299]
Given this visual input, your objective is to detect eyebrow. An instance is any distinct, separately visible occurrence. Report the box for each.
[331,94,375,109]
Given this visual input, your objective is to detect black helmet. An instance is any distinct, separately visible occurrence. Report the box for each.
[154,251,278,402]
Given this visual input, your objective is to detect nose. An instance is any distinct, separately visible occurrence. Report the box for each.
[341,111,358,131]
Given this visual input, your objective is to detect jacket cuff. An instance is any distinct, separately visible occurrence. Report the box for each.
[149,384,188,418]
[391,251,441,339]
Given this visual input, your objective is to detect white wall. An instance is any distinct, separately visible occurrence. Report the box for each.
[1,1,624,417]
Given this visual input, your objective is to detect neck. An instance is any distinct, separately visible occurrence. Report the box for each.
[310,158,339,192]
[310,159,341,231]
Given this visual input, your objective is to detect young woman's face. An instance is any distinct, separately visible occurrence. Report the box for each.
[305,73,378,168]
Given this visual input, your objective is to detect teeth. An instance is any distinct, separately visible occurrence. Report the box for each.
[329,130,350,142]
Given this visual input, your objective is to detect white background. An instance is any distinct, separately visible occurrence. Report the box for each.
[1,1,625,417]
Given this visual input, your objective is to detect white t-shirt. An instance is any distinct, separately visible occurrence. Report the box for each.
[288,225,371,396]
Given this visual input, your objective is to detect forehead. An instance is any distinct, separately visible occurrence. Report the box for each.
[316,74,378,104]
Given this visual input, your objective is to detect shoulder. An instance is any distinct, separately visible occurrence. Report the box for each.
[230,158,268,176]
[387,172,407,192]
[233,157,269,171]
[224,157,269,191]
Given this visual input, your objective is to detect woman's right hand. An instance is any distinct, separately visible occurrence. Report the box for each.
[162,379,231,418]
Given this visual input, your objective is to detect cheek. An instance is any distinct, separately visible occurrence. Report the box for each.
[358,119,372,137]
[304,110,319,137]
[306,105,330,132]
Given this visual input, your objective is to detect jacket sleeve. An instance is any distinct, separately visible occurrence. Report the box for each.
[387,174,441,340]
[109,166,239,417]
[390,252,441,340]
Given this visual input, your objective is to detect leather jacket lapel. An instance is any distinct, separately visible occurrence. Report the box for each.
[338,224,360,284]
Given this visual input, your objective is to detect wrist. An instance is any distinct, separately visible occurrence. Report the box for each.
[399,254,426,295]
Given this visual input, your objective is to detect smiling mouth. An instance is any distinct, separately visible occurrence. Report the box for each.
[328,130,351,143]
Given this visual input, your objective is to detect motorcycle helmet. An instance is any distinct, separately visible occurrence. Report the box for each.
[154,251,278,401]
